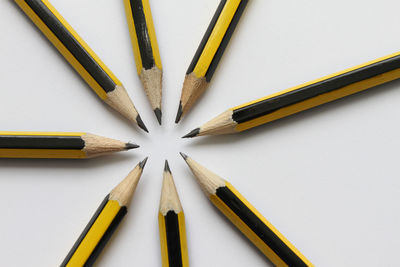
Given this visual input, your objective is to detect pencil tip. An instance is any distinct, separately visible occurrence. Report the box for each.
[125,142,139,150]
[182,128,200,138]
[154,108,162,125]
[136,115,149,133]
[164,160,171,173]
[139,157,149,169]
[179,152,188,160]
[175,102,183,123]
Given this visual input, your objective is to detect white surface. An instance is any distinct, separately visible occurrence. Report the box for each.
[0,0,400,266]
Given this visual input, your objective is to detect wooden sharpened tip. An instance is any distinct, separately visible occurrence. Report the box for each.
[160,160,183,215]
[104,85,148,132]
[139,66,163,125]
[180,153,226,196]
[175,73,208,123]
[182,110,236,138]
[82,133,139,158]
[109,157,148,207]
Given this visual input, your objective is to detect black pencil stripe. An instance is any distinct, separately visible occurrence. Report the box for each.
[186,0,227,75]
[205,0,248,82]
[85,207,127,267]
[165,211,183,267]
[0,135,85,150]
[61,195,110,267]
[130,0,155,70]
[24,0,116,93]
[216,187,308,267]
[233,54,400,123]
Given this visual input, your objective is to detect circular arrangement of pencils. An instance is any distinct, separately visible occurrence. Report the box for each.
[3,0,399,266]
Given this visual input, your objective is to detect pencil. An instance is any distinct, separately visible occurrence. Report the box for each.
[124,0,163,124]
[15,0,148,132]
[180,153,313,266]
[0,131,138,159]
[61,157,147,267]
[175,0,248,123]
[183,51,400,137]
[159,160,189,267]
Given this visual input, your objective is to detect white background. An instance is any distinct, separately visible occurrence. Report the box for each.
[1,0,400,266]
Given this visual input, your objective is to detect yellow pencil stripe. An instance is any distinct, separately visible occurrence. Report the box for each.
[158,213,170,267]
[210,194,287,266]
[236,67,400,132]
[0,131,86,158]
[41,0,121,85]
[67,200,121,267]
[193,0,241,77]
[234,51,400,110]
[0,149,86,159]
[123,0,144,74]
[178,212,189,267]
[142,0,162,70]
[0,131,84,136]
[14,0,108,100]
[226,183,313,266]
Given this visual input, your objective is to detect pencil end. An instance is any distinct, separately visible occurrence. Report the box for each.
[139,157,149,169]
[164,160,171,173]
[182,128,200,138]
[136,115,149,133]
[125,142,140,150]
[179,152,188,161]
[154,108,162,125]
[175,102,183,124]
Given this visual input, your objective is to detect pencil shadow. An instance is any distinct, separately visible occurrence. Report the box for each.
[186,79,400,148]
[91,171,151,266]
[179,164,272,265]
[209,205,275,266]
[91,216,128,266]
[0,153,137,171]
[9,0,83,87]
[8,0,146,135]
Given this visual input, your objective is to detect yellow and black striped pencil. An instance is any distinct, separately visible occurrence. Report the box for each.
[15,0,148,132]
[61,157,147,267]
[183,51,400,137]
[175,0,249,123]
[159,161,189,267]
[124,0,163,124]
[0,131,138,159]
[180,153,313,266]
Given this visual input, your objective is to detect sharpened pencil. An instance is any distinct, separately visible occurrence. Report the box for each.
[159,160,189,267]
[175,0,248,123]
[124,0,163,124]
[0,131,138,159]
[14,0,148,132]
[180,153,313,267]
[61,157,148,267]
[183,51,400,138]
